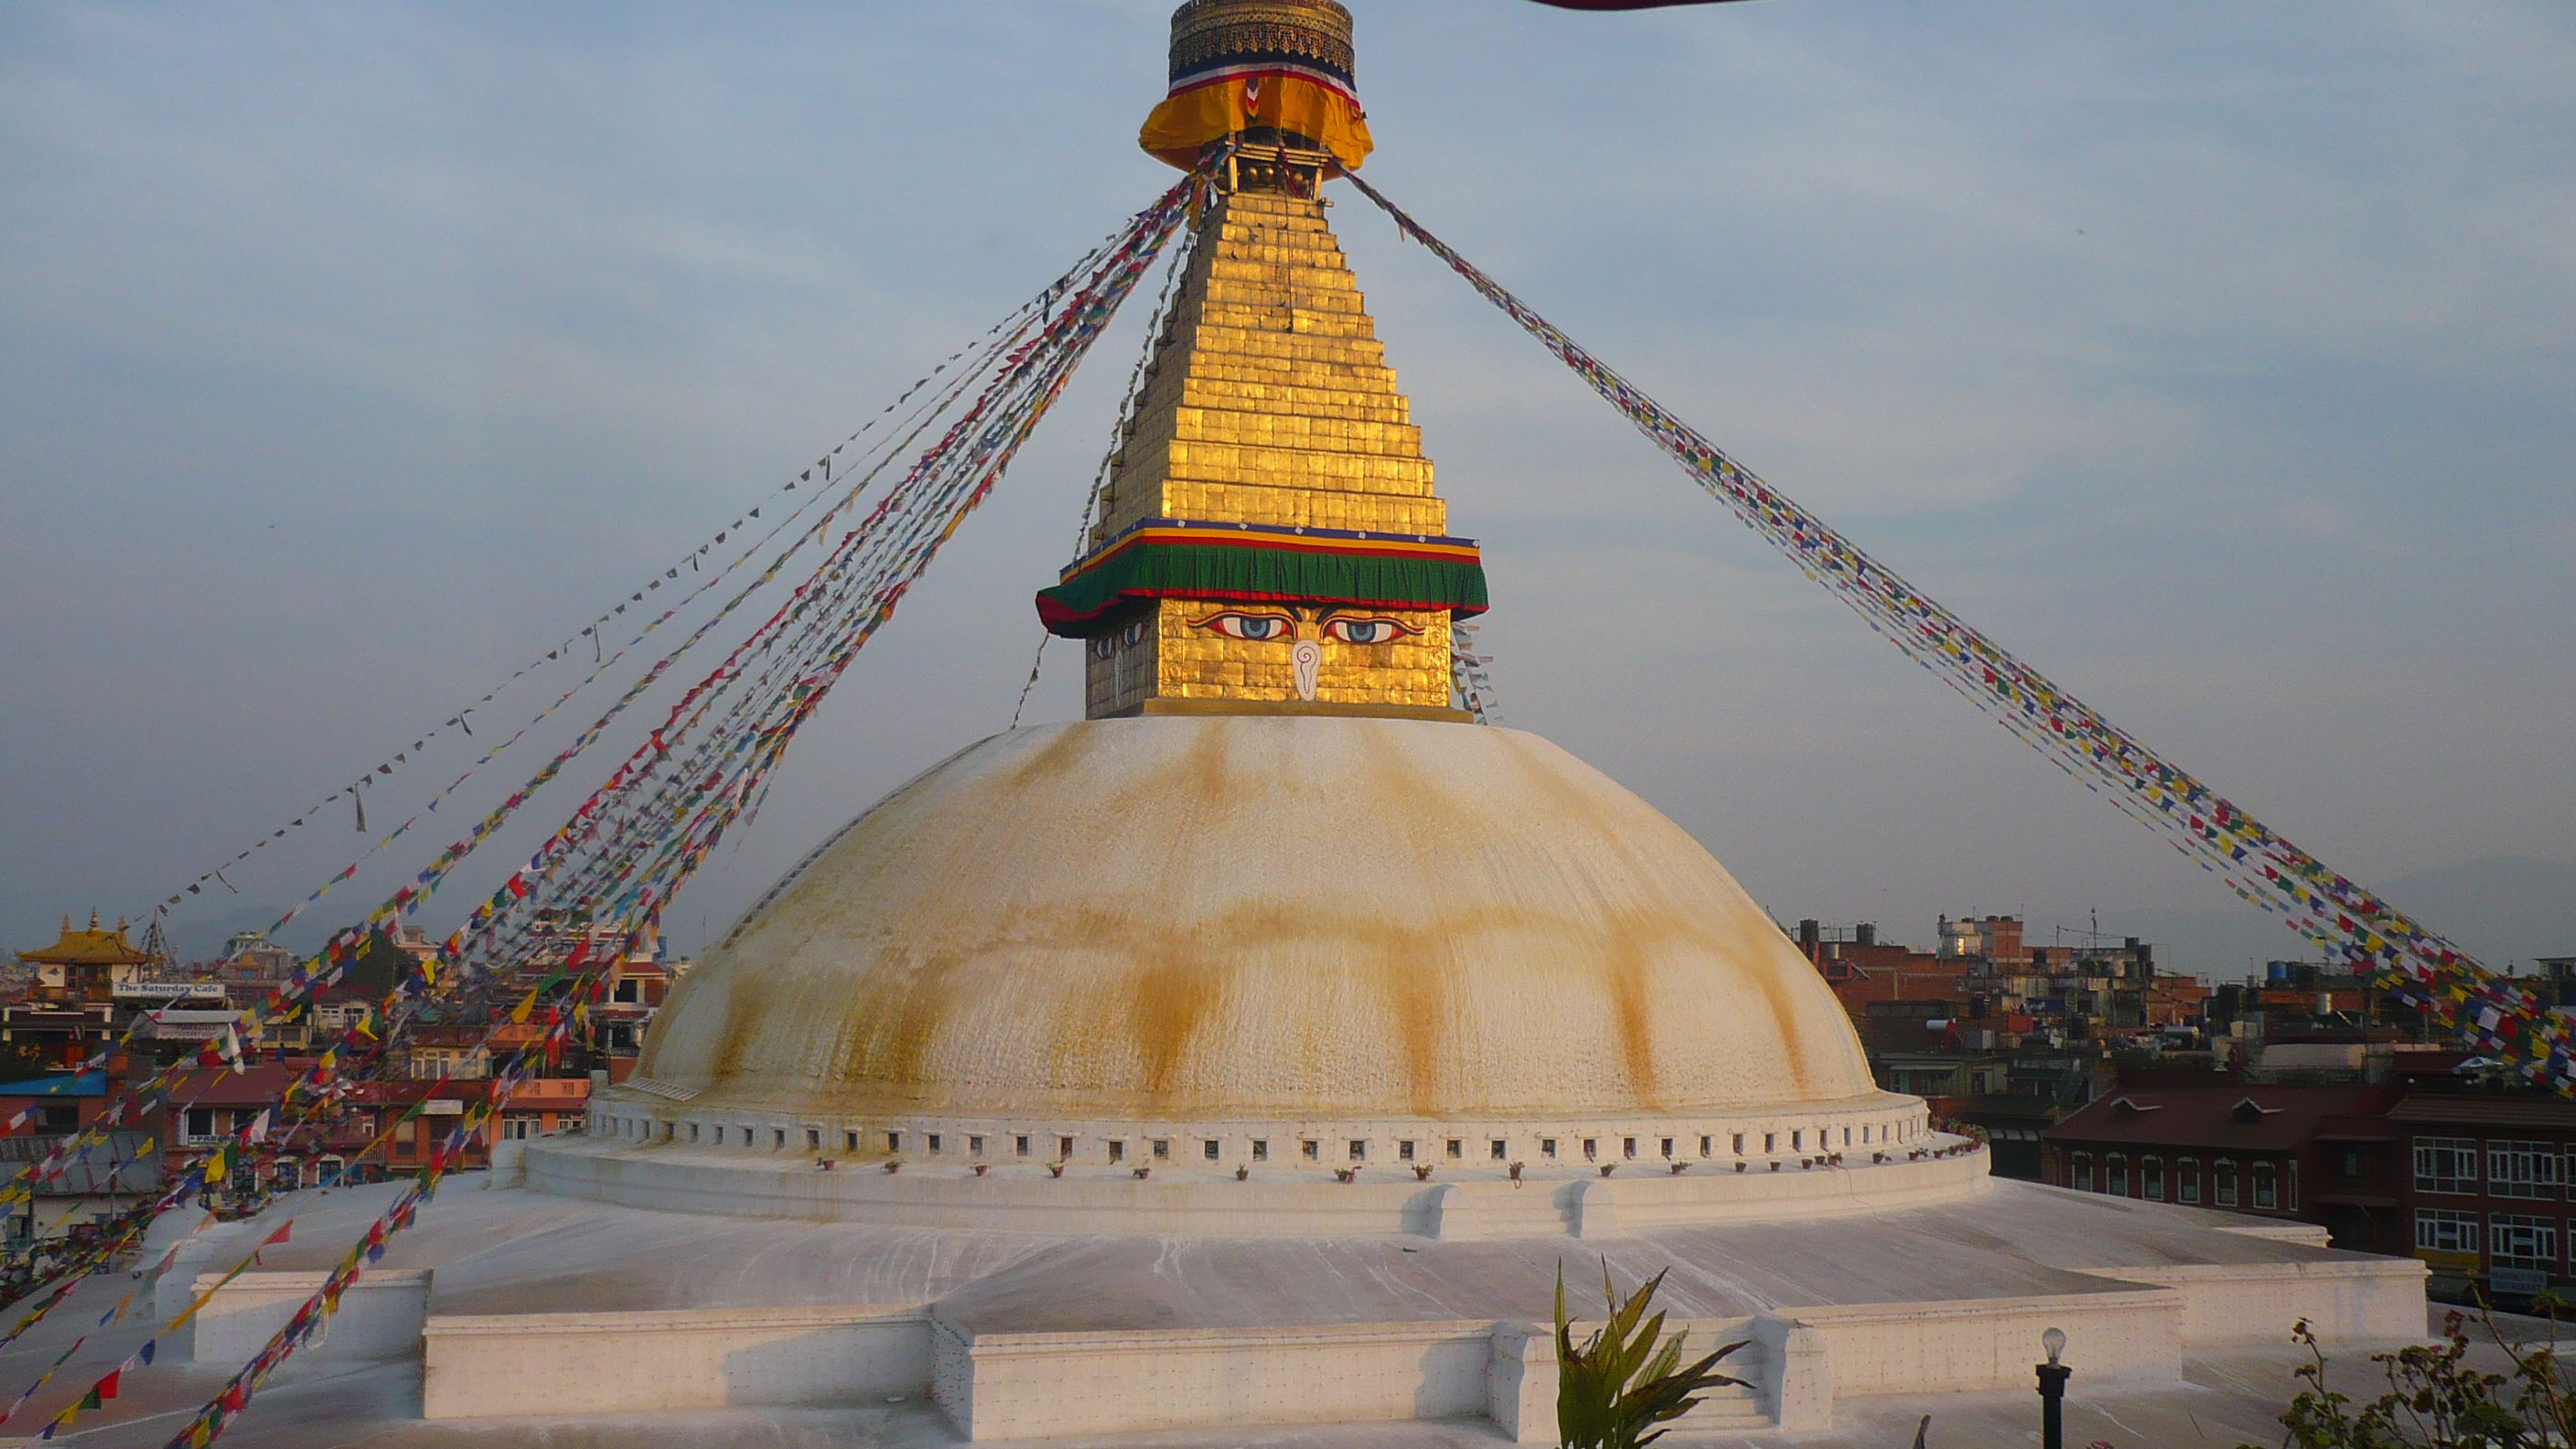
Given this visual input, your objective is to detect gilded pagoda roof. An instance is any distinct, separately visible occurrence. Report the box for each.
[16,914,155,967]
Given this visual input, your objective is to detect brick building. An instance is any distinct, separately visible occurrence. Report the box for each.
[2388,1085,2576,1302]
[2043,1084,2405,1251]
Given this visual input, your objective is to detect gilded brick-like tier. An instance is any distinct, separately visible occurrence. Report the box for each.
[1083,188,1463,717]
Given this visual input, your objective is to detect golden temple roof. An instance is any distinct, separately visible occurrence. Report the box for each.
[16,912,155,967]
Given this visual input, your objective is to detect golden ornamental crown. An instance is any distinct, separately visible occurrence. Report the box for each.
[1169,0,1357,83]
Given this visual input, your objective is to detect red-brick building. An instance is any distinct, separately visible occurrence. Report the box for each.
[2043,1084,2406,1252]
[2387,1086,2576,1302]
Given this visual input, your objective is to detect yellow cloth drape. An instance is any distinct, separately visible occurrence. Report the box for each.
[1141,74,1373,172]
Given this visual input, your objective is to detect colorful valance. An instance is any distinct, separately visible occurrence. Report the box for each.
[1141,64,1373,173]
[1036,520,1485,637]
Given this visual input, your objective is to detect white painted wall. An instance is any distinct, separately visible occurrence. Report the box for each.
[186,1269,430,1368]
[421,1305,928,1420]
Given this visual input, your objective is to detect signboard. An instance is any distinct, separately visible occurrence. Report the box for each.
[2415,1249,2479,1274]
[2490,1267,2549,1297]
[419,1100,466,1117]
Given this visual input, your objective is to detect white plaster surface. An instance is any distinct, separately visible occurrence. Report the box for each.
[185,1268,430,1368]
[628,719,1884,1125]
[4,1173,2429,1444]
[521,1133,1988,1237]
[422,1304,928,1419]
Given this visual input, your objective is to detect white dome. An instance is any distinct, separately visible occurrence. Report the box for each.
[637,715,1884,1125]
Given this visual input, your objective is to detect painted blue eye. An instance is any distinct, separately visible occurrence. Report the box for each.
[1324,617,1415,645]
[1196,612,1293,641]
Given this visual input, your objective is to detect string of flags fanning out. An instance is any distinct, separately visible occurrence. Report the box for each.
[1344,173,2576,1096]
[1,169,1202,1228]
[145,274,1080,919]
[0,169,1213,1449]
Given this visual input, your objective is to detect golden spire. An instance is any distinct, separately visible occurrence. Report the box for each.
[1036,11,1485,722]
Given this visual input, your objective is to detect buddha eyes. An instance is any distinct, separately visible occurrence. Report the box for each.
[1323,617,1416,645]
[1189,612,1419,644]
[1089,620,1152,659]
[1195,611,1294,641]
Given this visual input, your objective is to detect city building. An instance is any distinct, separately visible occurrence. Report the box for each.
[2043,1084,2405,1252]
[2388,1076,2576,1303]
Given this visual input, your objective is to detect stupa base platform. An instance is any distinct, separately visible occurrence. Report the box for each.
[522,1130,1984,1238]
[16,1160,2426,1446]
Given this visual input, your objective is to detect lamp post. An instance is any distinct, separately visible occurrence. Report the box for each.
[2036,1326,2070,1449]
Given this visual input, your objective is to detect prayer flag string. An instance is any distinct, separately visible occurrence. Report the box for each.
[1347,173,2574,1095]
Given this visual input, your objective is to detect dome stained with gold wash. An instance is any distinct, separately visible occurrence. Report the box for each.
[638,715,1886,1126]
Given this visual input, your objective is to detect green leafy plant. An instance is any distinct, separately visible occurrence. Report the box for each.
[2245,1298,2576,1448]
[1555,1261,1747,1449]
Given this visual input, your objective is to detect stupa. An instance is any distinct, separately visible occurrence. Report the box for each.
[72,5,2424,1445]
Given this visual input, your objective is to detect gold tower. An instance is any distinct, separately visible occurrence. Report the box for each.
[1038,1,1487,722]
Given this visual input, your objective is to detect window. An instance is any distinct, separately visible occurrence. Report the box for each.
[689,1123,701,1143]
[1699,1136,1712,1158]
[1660,1138,1675,1160]
[970,1135,985,1157]
[1732,1133,1744,1155]
[1792,1131,1804,1152]
[2108,1154,2129,1197]
[1447,1139,1464,1161]
[2415,1137,2480,1195]
[2490,1142,2562,1200]
[885,1132,903,1154]
[928,1134,944,1154]
[1541,1139,1558,1160]
[1491,1140,1508,1161]
[740,1127,755,1147]
[1622,1138,1637,1160]
[805,1129,821,1150]
[2216,1160,2239,1208]
[1764,1133,1776,1154]
[773,1129,788,1149]
[2251,1162,2280,1210]
[1252,1140,1269,1162]
[2337,1147,2369,1183]
[1348,1140,1367,1162]
[2073,1154,2094,1192]
[845,1131,860,1152]
[1014,1135,1031,1157]
[1583,1139,1598,1162]
[1058,1136,1074,1160]
[1302,1140,1320,1162]
[2491,1214,2557,1272]
[2142,1157,2165,1201]
[1203,1140,1221,1162]
[1108,1141,1124,1164]
[185,1107,216,1142]
[1844,1127,1853,1147]
[1151,1139,1169,1160]
[1399,1141,1416,1162]
[1862,1125,1872,1143]
[2415,1208,2479,1256]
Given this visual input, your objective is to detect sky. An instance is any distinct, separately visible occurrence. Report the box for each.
[2,0,2571,979]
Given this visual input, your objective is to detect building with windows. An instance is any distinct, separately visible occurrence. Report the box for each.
[2043,1085,2405,1251]
[2389,1087,2576,1302]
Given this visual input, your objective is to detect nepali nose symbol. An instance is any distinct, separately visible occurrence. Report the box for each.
[1291,639,1322,701]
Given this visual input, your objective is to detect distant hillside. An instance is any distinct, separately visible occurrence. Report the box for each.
[2099,856,2576,982]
